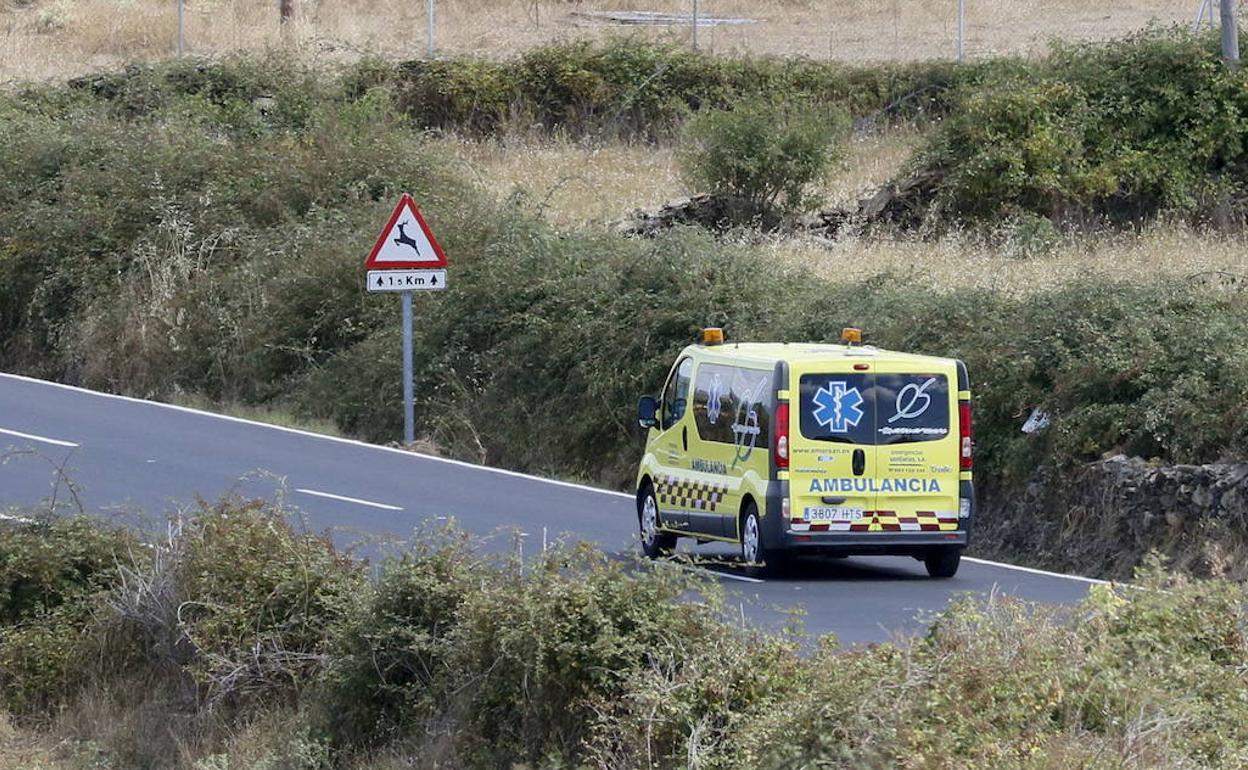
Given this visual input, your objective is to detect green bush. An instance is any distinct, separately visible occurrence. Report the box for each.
[378,38,978,140]
[0,516,140,625]
[679,98,849,217]
[0,516,141,714]
[908,29,1248,227]
[168,498,366,704]
[6,513,1248,768]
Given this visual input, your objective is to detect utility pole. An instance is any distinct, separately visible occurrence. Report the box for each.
[1222,0,1240,69]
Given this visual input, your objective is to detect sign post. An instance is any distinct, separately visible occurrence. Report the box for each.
[364,193,449,445]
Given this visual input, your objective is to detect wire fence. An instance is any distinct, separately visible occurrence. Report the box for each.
[0,0,1219,83]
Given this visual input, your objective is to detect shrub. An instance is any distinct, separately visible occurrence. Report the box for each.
[0,516,140,625]
[679,98,849,218]
[907,29,1248,227]
[6,514,1248,768]
[319,537,762,766]
[378,38,978,140]
[0,516,142,714]
[164,498,366,705]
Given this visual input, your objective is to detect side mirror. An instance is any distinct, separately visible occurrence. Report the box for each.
[637,396,658,429]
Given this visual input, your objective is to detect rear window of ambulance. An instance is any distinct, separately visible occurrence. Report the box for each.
[798,373,950,445]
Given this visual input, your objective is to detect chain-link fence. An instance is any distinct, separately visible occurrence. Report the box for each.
[0,0,1214,82]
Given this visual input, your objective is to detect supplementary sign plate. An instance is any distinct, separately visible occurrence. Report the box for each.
[367,269,447,292]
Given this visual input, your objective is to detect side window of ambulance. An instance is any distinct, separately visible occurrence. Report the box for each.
[661,357,693,430]
[693,363,771,451]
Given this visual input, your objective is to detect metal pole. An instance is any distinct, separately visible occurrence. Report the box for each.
[692,0,698,50]
[427,0,435,57]
[1223,0,1240,69]
[957,0,965,62]
[401,291,414,445]
[1195,0,1212,30]
[176,0,184,56]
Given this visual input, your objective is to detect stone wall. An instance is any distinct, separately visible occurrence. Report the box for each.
[976,455,1248,581]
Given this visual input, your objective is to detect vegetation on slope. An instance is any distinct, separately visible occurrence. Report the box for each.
[3,506,1248,769]
[4,35,1248,575]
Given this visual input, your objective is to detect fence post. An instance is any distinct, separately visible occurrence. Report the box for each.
[957,0,965,62]
[692,0,699,50]
[176,0,184,55]
[1223,0,1240,69]
[427,0,436,57]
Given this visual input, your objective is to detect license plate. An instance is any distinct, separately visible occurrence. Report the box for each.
[804,506,864,522]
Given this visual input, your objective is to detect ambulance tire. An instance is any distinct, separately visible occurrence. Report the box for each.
[741,503,789,578]
[639,485,677,559]
[924,547,962,578]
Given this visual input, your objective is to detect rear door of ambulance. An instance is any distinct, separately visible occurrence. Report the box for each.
[871,359,960,534]
[788,360,879,532]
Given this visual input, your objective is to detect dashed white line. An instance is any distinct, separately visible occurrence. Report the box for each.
[0,427,79,448]
[294,488,403,511]
[0,372,631,499]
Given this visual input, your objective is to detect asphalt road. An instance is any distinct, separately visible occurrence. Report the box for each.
[0,372,1099,643]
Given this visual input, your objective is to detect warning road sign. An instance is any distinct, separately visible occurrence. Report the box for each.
[364,194,448,270]
[367,269,447,292]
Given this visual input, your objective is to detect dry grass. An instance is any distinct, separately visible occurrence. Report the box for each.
[2,0,1194,83]
[442,128,1248,295]
[765,227,1248,295]
[0,712,65,770]
[437,127,921,226]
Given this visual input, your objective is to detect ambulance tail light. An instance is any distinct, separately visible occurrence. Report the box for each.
[959,401,973,470]
[774,402,790,470]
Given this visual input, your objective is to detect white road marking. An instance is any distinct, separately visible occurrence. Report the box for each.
[673,562,764,584]
[294,488,403,511]
[0,373,631,499]
[0,373,1110,587]
[0,427,79,448]
[963,556,1112,586]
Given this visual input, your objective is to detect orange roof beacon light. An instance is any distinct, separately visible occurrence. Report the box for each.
[840,327,862,346]
[702,327,725,346]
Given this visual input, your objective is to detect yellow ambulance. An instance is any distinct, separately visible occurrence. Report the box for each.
[635,328,973,578]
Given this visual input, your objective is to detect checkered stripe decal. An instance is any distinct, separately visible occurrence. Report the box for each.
[791,511,958,533]
[656,475,728,512]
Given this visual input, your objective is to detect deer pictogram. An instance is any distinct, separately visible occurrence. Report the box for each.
[393,221,422,257]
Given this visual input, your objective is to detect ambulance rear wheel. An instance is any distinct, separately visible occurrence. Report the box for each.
[924,548,962,578]
[742,503,788,577]
[639,486,676,559]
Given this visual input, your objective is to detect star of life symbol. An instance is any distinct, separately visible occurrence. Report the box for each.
[706,374,725,425]
[811,381,865,433]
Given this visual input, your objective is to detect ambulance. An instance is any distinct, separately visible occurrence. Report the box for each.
[634,328,973,578]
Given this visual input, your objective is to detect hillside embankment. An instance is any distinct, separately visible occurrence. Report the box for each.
[4,33,1248,582]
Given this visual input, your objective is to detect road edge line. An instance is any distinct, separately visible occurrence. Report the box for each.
[962,556,1110,586]
[0,372,633,500]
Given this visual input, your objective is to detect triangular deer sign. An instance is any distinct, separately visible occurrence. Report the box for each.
[364,194,448,270]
